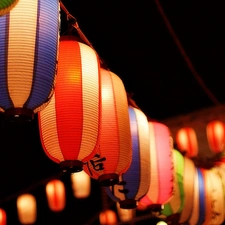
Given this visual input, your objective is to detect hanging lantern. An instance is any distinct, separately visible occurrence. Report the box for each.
[71,170,91,199]
[104,106,150,208]
[116,202,136,223]
[206,120,225,153]
[38,36,101,172]
[0,0,19,16]
[17,194,37,224]
[46,179,66,212]
[139,121,174,212]
[0,209,6,225]
[178,156,196,224]
[176,127,198,158]
[99,209,117,225]
[0,0,60,120]
[83,68,132,186]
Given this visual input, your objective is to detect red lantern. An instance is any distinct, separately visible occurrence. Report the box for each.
[99,209,117,225]
[46,179,66,212]
[206,120,225,153]
[176,127,198,157]
[38,36,101,172]
[0,209,6,225]
[83,68,132,186]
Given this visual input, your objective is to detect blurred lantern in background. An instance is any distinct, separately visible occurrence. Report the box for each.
[0,0,60,120]
[71,170,91,199]
[139,122,174,212]
[206,120,225,154]
[104,106,150,208]
[0,208,6,225]
[99,209,117,225]
[176,127,198,158]
[83,68,132,186]
[46,179,66,212]
[17,194,37,225]
[0,0,19,16]
[38,36,101,173]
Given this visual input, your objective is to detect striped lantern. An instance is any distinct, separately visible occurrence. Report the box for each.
[178,156,196,224]
[104,106,150,208]
[46,179,66,212]
[160,149,185,222]
[0,209,6,225]
[83,68,132,186]
[139,122,174,212]
[38,36,101,173]
[176,127,198,158]
[0,0,60,120]
[0,0,19,16]
[206,120,225,154]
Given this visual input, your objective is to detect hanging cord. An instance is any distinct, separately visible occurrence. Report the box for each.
[154,0,221,106]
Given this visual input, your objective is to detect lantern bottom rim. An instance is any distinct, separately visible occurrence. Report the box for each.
[4,108,34,122]
[119,199,137,209]
[60,160,83,173]
[98,173,119,186]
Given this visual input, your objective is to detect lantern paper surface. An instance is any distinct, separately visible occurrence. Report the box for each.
[38,36,101,172]
[139,122,174,211]
[83,68,132,185]
[0,0,19,16]
[176,127,198,157]
[0,0,60,118]
[0,208,6,225]
[46,179,66,212]
[105,106,150,208]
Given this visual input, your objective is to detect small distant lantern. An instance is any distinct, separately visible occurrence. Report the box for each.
[99,209,117,225]
[17,194,37,224]
[0,208,6,225]
[0,0,60,120]
[206,120,225,153]
[104,106,150,208]
[176,127,198,158]
[83,68,132,186]
[139,122,174,212]
[71,170,91,199]
[38,36,101,173]
[0,0,19,16]
[46,179,66,212]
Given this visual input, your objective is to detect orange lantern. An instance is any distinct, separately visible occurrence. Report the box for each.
[17,194,37,224]
[38,36,101,172]
[46,179,66,212]
[206,120,225,153]
[0,209,6,225]
[99,209,117,225]
[176,127,198,158]
[0,0,19,16]
[83,68,132,186]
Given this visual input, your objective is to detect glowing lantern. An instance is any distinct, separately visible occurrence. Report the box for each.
[38,36,101,172]
[104,106,150,208]
[139,122,174,212]
[99,209,117,225]
[0,0,60,120]
[46,179,66,212]
[83,68,132,186]
[71,170,91,198]
[0,209,6,225]
[206,120,225,153]
[176,127,198,158]
[17,194,37,224]
[0,0,19,16]
[116,202,136,223]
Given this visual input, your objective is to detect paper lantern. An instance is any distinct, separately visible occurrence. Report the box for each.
[139,122,174,212]
[46,179,66,212]
[17,194,37,224]
[83,68,132,186]
[0,0,19,16]
[71,170,91,198]
[104,106,150,208]
[99,210,117,225]
[206,120,225,153]
[38,36,101,172]
[0,0,60,120]
[176,127,198,157]
[0,209,6,225]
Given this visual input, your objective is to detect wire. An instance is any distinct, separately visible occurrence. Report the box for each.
[154,0,221,106]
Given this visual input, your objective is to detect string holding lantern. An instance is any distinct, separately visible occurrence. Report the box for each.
[0,0,60,121]
[38,36,101,173]
[0,208,6,225]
